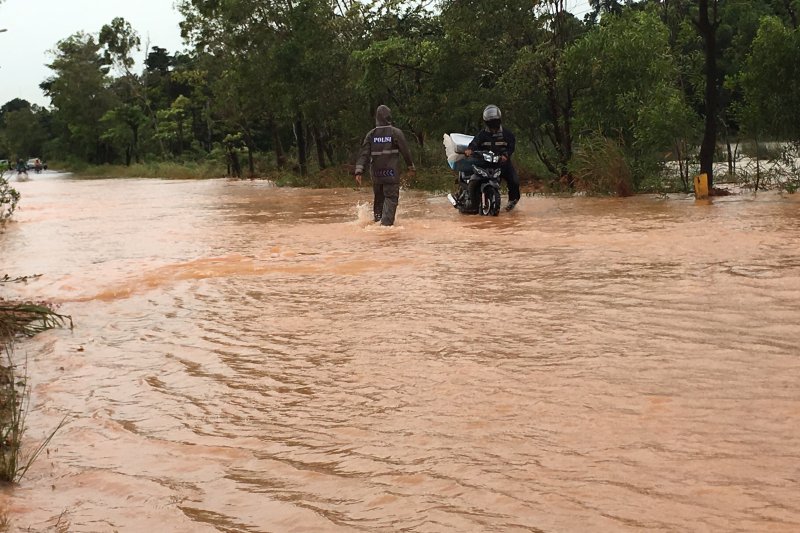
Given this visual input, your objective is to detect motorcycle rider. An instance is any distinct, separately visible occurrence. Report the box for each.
[464,105,521,211]
[354,105,416,226]
[15,158,27,178]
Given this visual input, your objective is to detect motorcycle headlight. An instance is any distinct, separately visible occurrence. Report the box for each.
[474,166,488,177]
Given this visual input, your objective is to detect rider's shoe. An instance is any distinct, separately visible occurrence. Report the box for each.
[505,199,519,211]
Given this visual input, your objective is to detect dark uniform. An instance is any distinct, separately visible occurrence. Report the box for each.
[355,105,415,226]
[467,126,521,207]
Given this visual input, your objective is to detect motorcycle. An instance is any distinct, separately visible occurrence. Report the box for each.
[446,149,502,216]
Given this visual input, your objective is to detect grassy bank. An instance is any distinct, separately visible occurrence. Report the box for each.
[50,158,462,192]
[51,159,227,180]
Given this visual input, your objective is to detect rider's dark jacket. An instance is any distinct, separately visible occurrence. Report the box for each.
[467,125,516,160]
[355,105,415,185]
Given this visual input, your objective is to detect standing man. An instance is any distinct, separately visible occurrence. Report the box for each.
[464,105,521,211]
[354,105,416,226]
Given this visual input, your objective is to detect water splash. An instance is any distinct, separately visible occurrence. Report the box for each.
[355,201,375,227]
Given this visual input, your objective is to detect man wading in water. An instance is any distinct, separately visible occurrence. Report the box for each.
[354,105,415,226]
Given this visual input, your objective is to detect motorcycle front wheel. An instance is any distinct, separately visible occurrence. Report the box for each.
[480,187,501,216]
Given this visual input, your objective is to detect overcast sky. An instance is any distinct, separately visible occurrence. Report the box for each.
[0,0,592,108]
[0,0,185,107]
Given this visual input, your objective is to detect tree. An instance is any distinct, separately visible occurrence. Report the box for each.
[99,17,141,75]
[178,0,362,176]
[100,103,147,165]
[696,0,721,188]
[501,1,585,184]
[564,9,696,187]
[3,107,47,160]
[155,95,192,156]
[41,33,117,163]
[99,17,170,158]
[352,8,444,148]
[739,16,800,141]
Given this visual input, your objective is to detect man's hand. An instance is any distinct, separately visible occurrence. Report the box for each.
[355,173,362,186]
[500,154,508,163]
[402,167,416,188]
[464,148,473,157]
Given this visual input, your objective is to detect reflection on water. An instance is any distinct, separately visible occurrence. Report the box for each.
[1,174,799,532]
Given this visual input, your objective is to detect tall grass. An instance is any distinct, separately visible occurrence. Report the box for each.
[0,346,67,483]
[0,291,72,483]
[0,302,73,340]
[571,134,634,196]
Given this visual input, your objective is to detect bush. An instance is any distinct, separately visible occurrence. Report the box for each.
[0,298,71,483]
[571,134,634,196]
[0,172,20,226]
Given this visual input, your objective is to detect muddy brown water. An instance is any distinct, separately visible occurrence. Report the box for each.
[1,173,799,532]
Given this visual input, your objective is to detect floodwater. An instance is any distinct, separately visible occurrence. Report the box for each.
[1,172,799,532]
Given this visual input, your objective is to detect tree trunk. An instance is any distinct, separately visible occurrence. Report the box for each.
[676,141,689,193]
[726,138,733,177]
[784,0,798,28]
[294,112,307,176]
[697,0,719,189]
[754,134,761,191]
[270,118,287,168]
[229,149,241,178]
[312,124,326,170]
[132,125,140,164]
[177,120,184,156]
[324,141,335,167]
[205,99,213,153]
[242,129,256,176]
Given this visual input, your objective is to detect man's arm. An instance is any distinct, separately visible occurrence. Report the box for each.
[504,129,516,158]
[465,130,484,156]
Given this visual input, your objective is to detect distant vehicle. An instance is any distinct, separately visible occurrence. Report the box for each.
[26,158,47,172]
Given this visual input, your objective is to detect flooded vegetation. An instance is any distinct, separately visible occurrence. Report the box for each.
[0,173,798,531]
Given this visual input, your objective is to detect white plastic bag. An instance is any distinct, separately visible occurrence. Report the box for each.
[443,133,471,169]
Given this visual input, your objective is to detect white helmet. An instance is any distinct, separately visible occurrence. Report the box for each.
[482,104,502,122]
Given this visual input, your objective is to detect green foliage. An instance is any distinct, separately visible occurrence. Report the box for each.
[0,302,73,340]
[0,173,20,225]
[42,33,117,163]
[739,16,800,141]
[2,106,47,159]
[0,0,797,191]
[99,17,141,75]
[100,104,147,164]
[564,9,696,186]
